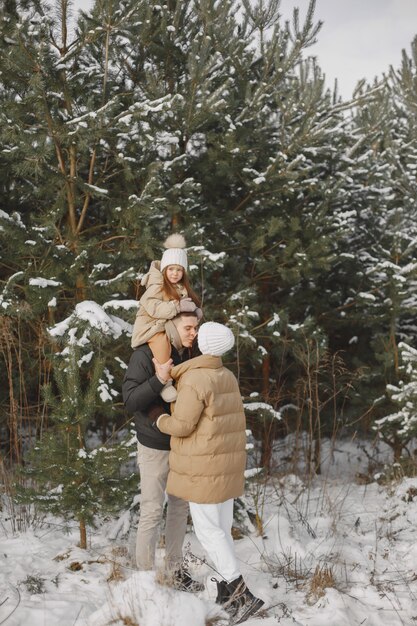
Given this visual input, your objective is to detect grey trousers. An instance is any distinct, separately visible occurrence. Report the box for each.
[136,441,189,571]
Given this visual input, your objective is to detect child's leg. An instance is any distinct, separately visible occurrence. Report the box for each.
[148,332,172,363]
[148,333,177,402]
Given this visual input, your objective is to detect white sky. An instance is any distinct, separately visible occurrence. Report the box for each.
[280,0,417,98]
[71,0,417,99]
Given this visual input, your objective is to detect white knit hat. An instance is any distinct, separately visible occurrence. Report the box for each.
[160,234,188,272]
[198,322,235,357]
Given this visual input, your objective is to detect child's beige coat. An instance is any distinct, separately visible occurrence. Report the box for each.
[131,261,187,349]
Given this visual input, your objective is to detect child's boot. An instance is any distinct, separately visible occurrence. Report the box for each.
[160,380,178,402]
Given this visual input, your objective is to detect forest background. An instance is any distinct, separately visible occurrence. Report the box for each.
[2,0,417,541]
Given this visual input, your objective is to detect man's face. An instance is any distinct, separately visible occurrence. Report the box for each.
[176,315,198,348]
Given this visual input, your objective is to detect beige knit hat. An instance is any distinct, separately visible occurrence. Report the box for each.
[160,234,188,272]
[197,322,235,356]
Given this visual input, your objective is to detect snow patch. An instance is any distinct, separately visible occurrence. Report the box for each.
[29,278,62,288]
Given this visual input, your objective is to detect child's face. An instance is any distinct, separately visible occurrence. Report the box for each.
[166,265,184,284]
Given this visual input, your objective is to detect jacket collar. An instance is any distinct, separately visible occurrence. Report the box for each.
[171,354,222,380]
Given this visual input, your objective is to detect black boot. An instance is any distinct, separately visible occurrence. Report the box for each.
[173,568,204,593]
[224,575,264,624]
[211,577,230,605]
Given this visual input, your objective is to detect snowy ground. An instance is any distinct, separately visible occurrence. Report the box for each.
[1,438,417,626]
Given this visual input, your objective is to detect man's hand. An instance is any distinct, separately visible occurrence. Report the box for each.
[152,357,173,383]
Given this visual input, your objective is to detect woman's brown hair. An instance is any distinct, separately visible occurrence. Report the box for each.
[162,268,201,307]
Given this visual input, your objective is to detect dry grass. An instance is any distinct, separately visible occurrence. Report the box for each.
[107,560,125,583]
[205,617,229,626]
[53,550,71,562]
[306,563,336,605]
[106,547,129,582]
[154,568,176,588]
[231,525,245,540]
[118,616,137,625]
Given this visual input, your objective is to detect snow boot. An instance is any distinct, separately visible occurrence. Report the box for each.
[224,575,264,624]
[212,577,231,606]
[173,568,204,593]
[160,380,178,402]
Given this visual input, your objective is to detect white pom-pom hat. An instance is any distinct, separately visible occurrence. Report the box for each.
[197,322,235,357]
[160,233,188,272]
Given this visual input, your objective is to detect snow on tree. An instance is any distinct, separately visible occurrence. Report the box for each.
[2,0,417,478]
[375,342,417,461]
[17,300,137,548]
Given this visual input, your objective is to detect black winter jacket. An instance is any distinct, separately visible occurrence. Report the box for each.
[122,344,192,450]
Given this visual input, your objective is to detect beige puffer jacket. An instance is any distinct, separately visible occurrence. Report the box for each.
[131,261,187,348]
[157,355,247,504]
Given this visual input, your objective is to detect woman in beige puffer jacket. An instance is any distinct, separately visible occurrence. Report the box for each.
[157,353,247,504]
[156,323,264,622]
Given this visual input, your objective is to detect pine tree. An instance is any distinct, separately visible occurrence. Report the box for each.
[17,301,136,548]
[375,342,417,460]
[0,0,154,458]
[181,0,358,444]
[1,0,365,469]
[4,0,416,477]
[337,41,417,430]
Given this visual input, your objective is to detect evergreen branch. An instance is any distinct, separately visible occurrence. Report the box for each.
[249,316,276,332]
[329,82,386,115]
[96,235,132,248]
[76,147,97,235]
[231,193,253,213]
[40,92,77,235]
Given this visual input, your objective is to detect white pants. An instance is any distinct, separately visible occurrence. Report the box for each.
[189,499,240,583]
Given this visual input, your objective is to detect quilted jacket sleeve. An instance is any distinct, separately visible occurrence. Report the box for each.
[122,348,165,413]
[157,384,204,437]
[139,284,180,319]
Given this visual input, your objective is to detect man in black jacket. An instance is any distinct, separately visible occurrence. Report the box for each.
[122,311,202,590]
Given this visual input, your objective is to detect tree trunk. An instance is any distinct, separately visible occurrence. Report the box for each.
[392,437,403,463]
[313,347,321,474]
[313,437,321,475]
[79,517,87,549]
[260,335,273,471]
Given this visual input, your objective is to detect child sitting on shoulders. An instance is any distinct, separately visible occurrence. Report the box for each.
[131,234,202,401]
